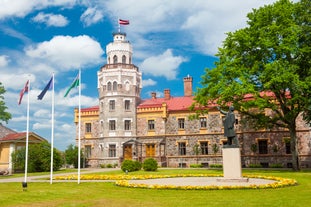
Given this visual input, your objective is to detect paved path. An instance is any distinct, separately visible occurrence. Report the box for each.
[0,168,275,186]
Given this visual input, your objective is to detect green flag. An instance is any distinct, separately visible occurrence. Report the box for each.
[64,74,79,97]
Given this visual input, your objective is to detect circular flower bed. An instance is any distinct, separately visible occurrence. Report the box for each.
[54,174,297,190]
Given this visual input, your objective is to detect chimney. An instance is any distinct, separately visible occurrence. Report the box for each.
[164,89,170,100]
[183,75,193,97]
[151,92,157,99]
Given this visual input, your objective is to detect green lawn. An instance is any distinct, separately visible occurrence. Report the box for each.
[0,169,310,207]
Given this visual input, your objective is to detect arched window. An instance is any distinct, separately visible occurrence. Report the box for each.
[122,55,126,64]
[108,57,110,64]
[129,56,132,64]
[107,82,112,91]
[113,81,118,91]
[113,55,118,64]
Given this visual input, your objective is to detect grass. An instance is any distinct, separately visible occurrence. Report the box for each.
[0,168,310,207]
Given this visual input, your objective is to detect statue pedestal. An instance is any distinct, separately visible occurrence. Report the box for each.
[218,147,248,182]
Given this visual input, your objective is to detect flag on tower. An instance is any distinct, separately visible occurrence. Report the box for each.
[119,19,130,25]
[18,80,29,105]
[64,73,80,97]
[38,76,53,100]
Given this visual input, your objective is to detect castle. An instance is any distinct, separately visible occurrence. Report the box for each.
[74,32,311,168]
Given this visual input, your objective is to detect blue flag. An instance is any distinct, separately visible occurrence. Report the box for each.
[38,77,53,100]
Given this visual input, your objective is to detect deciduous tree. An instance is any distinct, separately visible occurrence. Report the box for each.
[194,0,311,171]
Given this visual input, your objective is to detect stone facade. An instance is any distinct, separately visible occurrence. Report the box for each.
[74,32,311,169]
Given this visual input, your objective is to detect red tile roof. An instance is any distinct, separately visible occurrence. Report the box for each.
[137,96,195,111]
[81,106,99,112]
[0,132,27,141]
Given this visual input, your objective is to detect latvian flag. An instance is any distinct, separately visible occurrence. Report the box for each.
[119,19,129,25]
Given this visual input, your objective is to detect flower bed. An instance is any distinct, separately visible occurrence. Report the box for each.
[54,174,297,190]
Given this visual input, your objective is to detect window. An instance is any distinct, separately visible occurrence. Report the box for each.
[113,55,117,64]
[124,100,130,110]
[85,145,91,158]
[148,120,155,130]
[200,141,208,155]
[85,123,91,133]
[285,142,291,154]
[258,140,268,154]
[108,144,116,157]
[122,55,126,64]
[109,100,115,110]
[107,82,112,91]
[178,142,186,155]
[124,120,131,130]
[178,118,185,129]
[109,120,116,130]
[200,117,207,128]
[113,81,117,91]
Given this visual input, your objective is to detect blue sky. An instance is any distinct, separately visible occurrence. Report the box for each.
[0,0,278,151]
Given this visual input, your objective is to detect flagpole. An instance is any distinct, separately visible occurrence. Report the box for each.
[23,79,30,188]
[78,69,81,184]
[118,17,120,33]
[50,73,55,184]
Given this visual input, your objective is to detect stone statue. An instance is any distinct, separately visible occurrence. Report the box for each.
[217,106,237,146]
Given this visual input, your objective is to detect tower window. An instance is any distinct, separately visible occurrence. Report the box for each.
[109,120,116,131]
[124,100,130,110]
[113,81,117,91]
[107,82,112,91]
[113,55,117,64]
[122,55,126,64]
[109,100,115,110]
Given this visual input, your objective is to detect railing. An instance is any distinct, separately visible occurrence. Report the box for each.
[100,64,139,71]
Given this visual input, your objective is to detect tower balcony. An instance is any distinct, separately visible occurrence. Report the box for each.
[100,63,139,72]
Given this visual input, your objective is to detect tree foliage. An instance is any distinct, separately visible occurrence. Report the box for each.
[0,82,11,124]
[194,0,311,171]
[64,144,80,168]
[12,142,63,172]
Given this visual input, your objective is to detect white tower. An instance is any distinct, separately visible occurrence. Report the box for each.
[97,32,142,164]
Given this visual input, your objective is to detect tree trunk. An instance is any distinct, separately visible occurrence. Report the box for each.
[289,124,300,171]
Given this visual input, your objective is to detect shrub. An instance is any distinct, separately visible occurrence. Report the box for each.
[270,163,283,168]
[190,164,203,168]
[249,163,262,168]
[100,164,105,168]
[143,158,158,171]
[106,164,113,168]
[121,160,141,172]
[210,164,223,168]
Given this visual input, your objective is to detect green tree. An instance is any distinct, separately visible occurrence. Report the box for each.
[0,82,11,123]
[194,0,311,171]
[12,142,63,172]
[64,144,83,168]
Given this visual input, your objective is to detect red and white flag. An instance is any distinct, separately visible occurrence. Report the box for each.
[119,19,129,25]
[18,80,29,105]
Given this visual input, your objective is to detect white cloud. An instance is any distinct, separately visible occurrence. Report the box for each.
[140,49,186,80]
[80,7,103,26]
[0,55,9,67]
[142,78,157,87]
[0,0,76,20]
[99,0,278,55]
[25,35,104,70]
[32,12,69,27]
